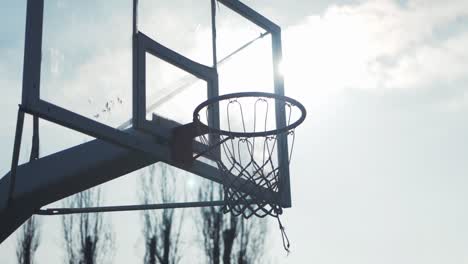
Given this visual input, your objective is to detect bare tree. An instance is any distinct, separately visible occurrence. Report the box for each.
[197,183,240,264]
[16,216,40,264]
[235,217,268,264]
[139,163,184,264]
[197,183,269,264]
[61,188,113,264]
[197,182,224,264]
[222,214,238,264]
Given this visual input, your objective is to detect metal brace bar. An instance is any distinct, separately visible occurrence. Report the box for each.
[7,109,25,208]
[35,200,247,215]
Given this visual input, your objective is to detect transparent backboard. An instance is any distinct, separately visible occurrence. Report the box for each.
[21,0,290,207]
[40,0,133,130]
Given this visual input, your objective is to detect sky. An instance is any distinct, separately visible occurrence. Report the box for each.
[1,0,468,263]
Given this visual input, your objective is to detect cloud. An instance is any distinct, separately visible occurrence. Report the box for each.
[282,0,468,99]
[48,48,64,75]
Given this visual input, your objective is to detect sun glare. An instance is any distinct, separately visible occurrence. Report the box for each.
[279,11,379,99]
[278,60,285,77]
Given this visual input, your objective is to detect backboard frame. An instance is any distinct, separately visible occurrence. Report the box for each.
[19,0,290,208]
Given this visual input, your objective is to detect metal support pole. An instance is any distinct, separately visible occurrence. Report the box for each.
[271,30,291,208]
[211,0,218,69]
[132,0,141,128]
[209,0,221,159]
[7,109,25,208]
[21,0,43,107]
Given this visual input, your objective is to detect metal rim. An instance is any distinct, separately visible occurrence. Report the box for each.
[193,92,307,137]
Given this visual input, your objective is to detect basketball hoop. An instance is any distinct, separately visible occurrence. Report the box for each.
[173,92,306,218]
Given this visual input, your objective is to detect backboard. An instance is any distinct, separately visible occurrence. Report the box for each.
[15,0,291,206]
[0,0,299,236]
